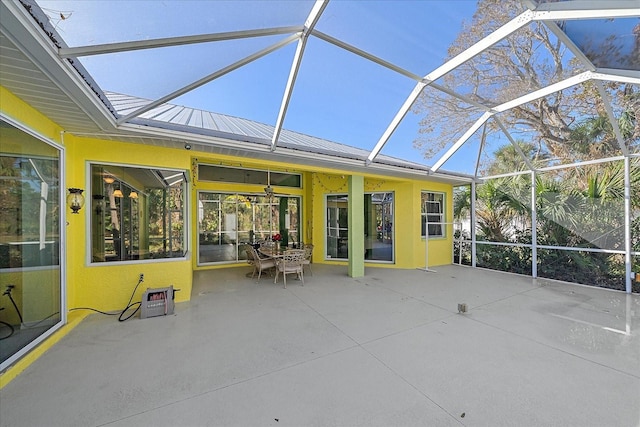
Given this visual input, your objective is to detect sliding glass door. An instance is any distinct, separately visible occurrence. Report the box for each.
[325,192,394,262]
[0,120,63,370]
[198,192,300,265]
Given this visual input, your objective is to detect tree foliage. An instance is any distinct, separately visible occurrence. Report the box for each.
[413,0,640,166]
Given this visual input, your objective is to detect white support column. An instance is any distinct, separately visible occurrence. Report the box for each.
[624,156,632,293]
[471,181,477,268]
[531,171,538,278]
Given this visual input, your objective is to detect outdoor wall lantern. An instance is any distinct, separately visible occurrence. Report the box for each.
[67,188,85,214]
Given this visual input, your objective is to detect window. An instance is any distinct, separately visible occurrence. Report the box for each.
[198,192,301,264]
[90,164,187,262]
[421,191,445,237]
[198,164,301,188]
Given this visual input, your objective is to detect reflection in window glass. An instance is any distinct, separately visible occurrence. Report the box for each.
[0,121,62,369]
[91,165,187,262]
[198,165,301,188]
[365,193,394,262]
[326,193,394,262]
[198,192,301,264]
[326,195,349,259]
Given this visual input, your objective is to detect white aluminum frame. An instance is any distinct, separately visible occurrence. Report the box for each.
[13,0,638,292]
[465,154,637,293]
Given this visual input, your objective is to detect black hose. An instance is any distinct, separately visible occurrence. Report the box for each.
[7,292,23,324]
[0,320,14,340]
[70,277,144,322]
[118,276,144,322]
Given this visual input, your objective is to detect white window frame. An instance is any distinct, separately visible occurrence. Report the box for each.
[422,191,445,238]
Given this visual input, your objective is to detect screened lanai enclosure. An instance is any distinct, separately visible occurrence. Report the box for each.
[2,0,639,294]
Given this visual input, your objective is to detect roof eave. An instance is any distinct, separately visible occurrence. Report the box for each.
[115,121,472,184]
[1,0,117,132]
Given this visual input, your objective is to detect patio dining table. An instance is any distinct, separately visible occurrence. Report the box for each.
[257,246,285,259]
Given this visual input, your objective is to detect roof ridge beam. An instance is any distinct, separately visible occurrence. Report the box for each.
[270,0,328,151]
[116,34,299,125]
[59,26,303,58]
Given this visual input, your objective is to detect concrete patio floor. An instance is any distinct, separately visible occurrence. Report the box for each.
[1,265,638,427]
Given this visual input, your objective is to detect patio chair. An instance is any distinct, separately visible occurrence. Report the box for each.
[245,245,276,281]
[274,249,305,288]
[302,243,314,276]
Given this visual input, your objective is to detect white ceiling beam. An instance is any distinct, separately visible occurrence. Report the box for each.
[367,1,637,167]
[533,8,640,21]
[592,70,640,85]
[313,30,496,115]
[595,80,629,156]
[533,1,640,19]
[311,30,422,81]
[270,0,328,151]
[117,34,299,125]
[493,71,592,113]
[474,123,488,178]
[425,10,534,82]
[430,82,495,112]
[366,82,426,165]
[270,36,307,151]
[494,116,536,171]
[367,10,533,164]
[304,0,329,30]
[431,111,494,172]
[58,26,303,58]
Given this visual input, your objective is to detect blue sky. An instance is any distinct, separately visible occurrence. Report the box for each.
[37,0,481,171]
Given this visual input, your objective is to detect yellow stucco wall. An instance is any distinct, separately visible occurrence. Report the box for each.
[1,86,194,315]
[1,84,455,386]
[309,173,453,269]
[2,84,455,300]
[65,135,193,310]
